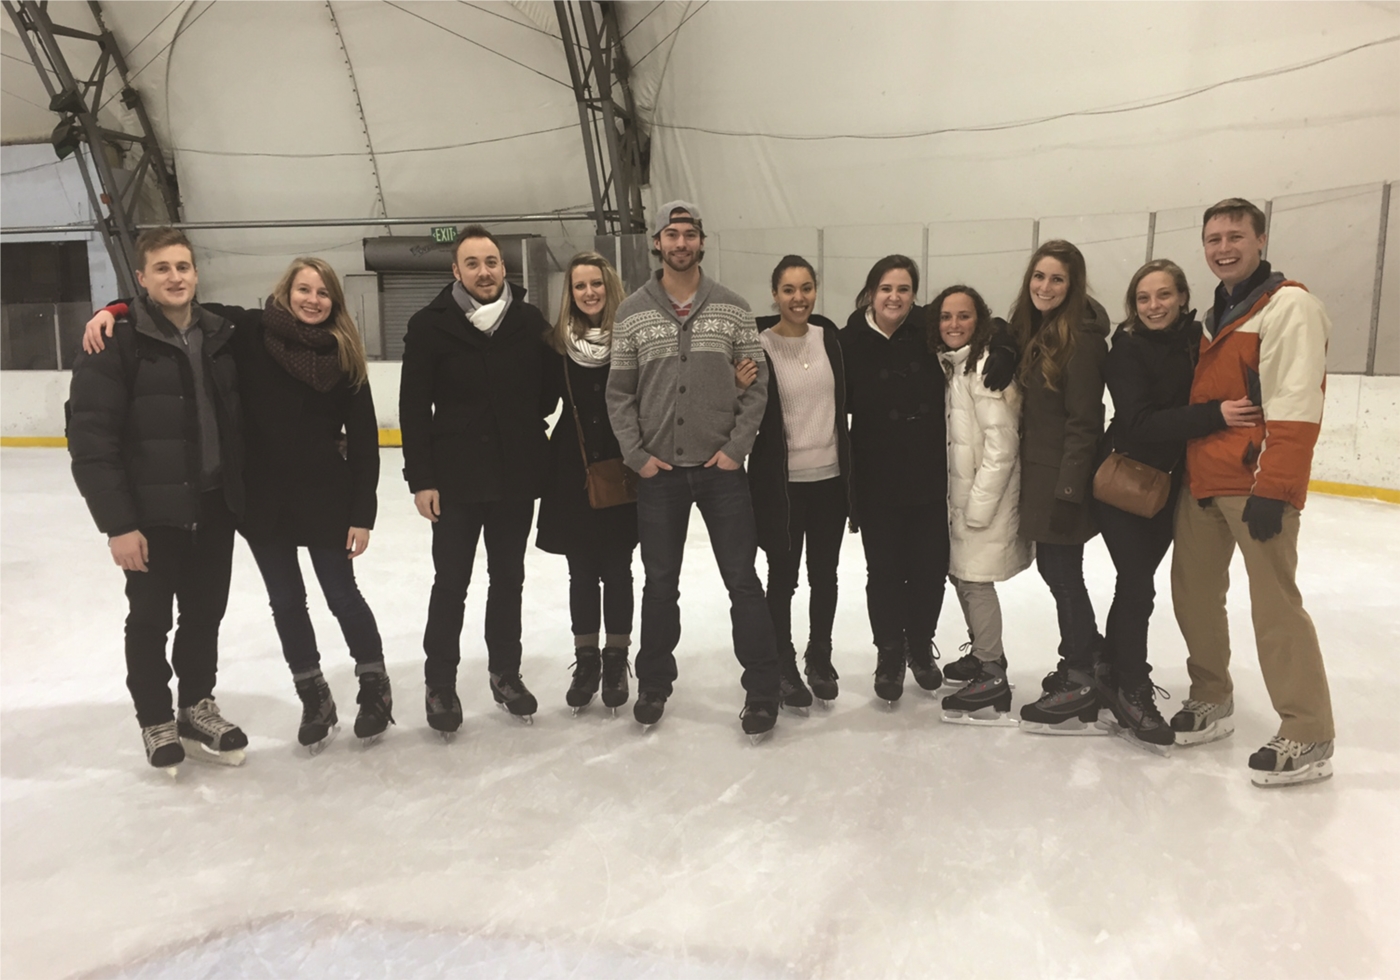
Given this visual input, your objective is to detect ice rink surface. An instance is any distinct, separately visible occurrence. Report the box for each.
[2,446,1398,980]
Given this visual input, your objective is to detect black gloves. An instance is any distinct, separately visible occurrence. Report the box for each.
[1049,500,1080,536]
[981,320,1018,392]
[1242,495,1285,542]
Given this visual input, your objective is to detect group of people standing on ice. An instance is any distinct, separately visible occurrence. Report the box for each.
[69,195,1337,787]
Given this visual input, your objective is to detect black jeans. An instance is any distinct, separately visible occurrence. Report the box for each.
[123,489,236,727]
[1092,489,1177,688]
[247,539,383,676]
[635,465,778,699]
[566,542,636,637]
[857,501,949,651]
[765,477,846,654]
[1034,541,1102,672]
[423,498,534,688]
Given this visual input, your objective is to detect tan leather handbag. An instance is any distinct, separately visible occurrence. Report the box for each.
[565,365,638,509]
[1093,451,1171,519]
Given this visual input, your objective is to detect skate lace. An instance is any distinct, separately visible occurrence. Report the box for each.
[357,675,394,722]
[185,698,237,736]
[1180,698,1220,719]
[601,651,632,681]
[1262,735,1306,760]
[142,720,179,751]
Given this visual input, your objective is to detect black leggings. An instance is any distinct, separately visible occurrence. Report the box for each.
[1093,489,1177,688]
[1034,542,1102,672]
[566,543,635,637]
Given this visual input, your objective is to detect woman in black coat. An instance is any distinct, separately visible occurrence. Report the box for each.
[746,255,851,709]
[1009,240,1112,734]
[1093,259,1259,746]
[89,257,389,752]
[534,252,638,714]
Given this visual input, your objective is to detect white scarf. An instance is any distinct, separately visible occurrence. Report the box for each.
[566,321,612,367]
[453,280,512,334]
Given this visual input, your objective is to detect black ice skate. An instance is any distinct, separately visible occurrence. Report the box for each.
[490,672,537,724]
[141,720,185,777]
[600,646,631,714]
[1099,680,1174,753]
[778,652,813,716]
[803,641,839,706]
[177,698,248,766]
[633,690,667,730]
[354,669,395,745]
[1018,668,1106,736]
[1169,698,1234,746]
[1248,736,1334,787]
[906,639,943,693]
[425,684,463,740]
[293,671,339,754]
[740,698,778,744]
[941,659,1015,727]
[566,646,602,715]
[873,644,906,706]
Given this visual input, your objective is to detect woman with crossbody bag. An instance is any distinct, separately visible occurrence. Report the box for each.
[1092,259,1259,746]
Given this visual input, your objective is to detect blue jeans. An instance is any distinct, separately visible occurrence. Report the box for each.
[635,466,779,700]
[247,539,383,676]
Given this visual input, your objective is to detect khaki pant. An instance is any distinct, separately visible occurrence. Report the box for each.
[1170,493,1334,742]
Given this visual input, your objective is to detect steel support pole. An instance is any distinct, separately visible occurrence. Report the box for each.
[1366,181,1392,377]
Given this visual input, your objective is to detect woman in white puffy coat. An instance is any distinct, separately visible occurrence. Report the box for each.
[929,285,1033,723]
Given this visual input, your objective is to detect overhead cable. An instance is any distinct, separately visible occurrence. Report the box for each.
[630,0,708,68]
[456,1,559,39]
[381,0,570,89]
[169,123,578,158]
[620,1,665,41]
[653,33,1400,141]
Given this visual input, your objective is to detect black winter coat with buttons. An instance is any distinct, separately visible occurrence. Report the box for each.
[838,305,947,525]
[69,298,244,536]
[399,283,562,505]
[201,303,380,548]
[535,355,638,556]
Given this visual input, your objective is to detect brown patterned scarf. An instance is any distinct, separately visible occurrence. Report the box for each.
[262,299,343,393]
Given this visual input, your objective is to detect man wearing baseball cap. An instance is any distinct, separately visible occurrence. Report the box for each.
[606,201,781,740]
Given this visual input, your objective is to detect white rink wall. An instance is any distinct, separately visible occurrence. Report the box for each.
[5,366,1398,492]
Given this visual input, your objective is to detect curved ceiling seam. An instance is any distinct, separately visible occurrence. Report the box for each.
[160,0,204,214]
[325,0,391,235]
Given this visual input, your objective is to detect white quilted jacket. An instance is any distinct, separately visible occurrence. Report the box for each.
[940,345,1034,582]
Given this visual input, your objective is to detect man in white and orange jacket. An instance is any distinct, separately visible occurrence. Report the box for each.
[1168,198,1335,787]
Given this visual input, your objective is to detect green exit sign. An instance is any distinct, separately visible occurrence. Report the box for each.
[431,226,458,244]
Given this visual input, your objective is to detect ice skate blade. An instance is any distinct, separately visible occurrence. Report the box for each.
[180,738,246,766]
[941,708,1018,727]
[358,733,383,748]
[495,702,534,725]
[780,703,811,717]
[571,706,583,717]
[815,698,834,710]
[746,731,773,745]
[1018,718,1109,736]
[1097,719,1173,756]
[1251,759,1333,787]
[304,724,340,756]
[1173,717,1235,747]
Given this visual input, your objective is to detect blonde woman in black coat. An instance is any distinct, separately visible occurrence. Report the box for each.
[534,252,638,714]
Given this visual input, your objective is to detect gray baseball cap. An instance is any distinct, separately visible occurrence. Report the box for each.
[652,200,703,238]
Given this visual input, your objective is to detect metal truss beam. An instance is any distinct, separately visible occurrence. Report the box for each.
[2,0,181,294]
[554,1,647,236]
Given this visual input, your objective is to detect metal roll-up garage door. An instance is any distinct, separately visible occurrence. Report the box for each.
[379,272,450,360]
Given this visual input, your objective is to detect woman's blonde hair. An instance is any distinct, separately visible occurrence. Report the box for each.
[1009,239,1089,393]
[270,256,369,389]
[552,251,625,353]
[1123,258,1191,333]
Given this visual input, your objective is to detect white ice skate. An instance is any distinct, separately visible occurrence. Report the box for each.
[177,699,248,767]
[1249,736,1334,787]
[1169,698,1234,746]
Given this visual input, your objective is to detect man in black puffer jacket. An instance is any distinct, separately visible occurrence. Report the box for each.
[399,225,561,733]
[68,228,248,772]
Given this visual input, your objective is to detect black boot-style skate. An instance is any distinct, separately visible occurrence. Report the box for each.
[141,720,185,777]
[1100,679,1174,752]
[1019,668,1106,736]
[600,646,631,714]
[490,672,538,724]
[803,641,839,706]
[177,698,249,765]
[566,646,602,715]
[778,647,813,715]
[873,644,906,706]
[633,690,667,730]
[740,698,778,744]
[293,671,339,754]
[425,684,463,741]
[941,659,1015,726]
[906,638,943,693]
[354,668,395,745]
